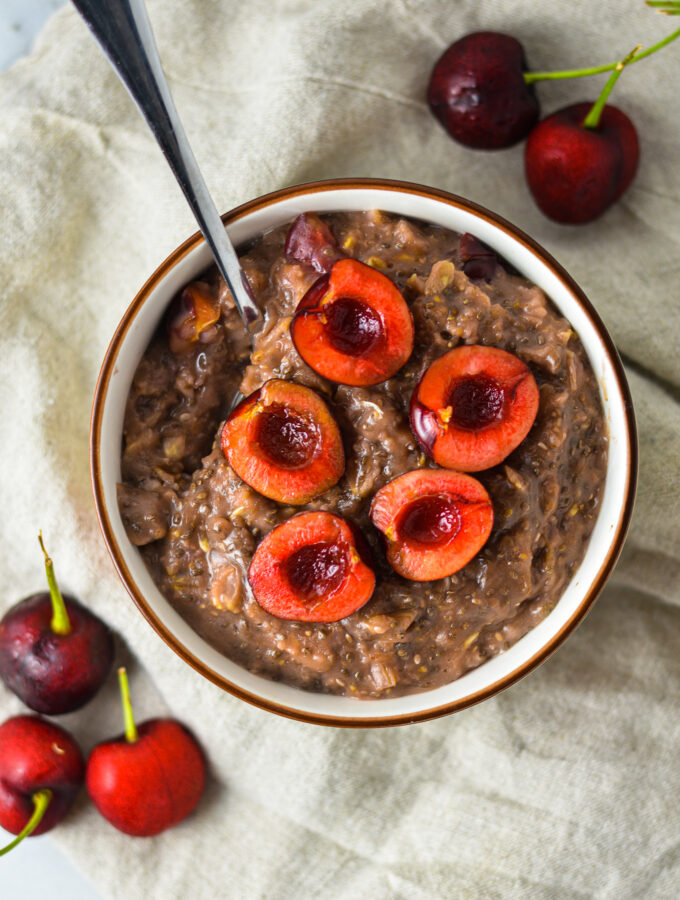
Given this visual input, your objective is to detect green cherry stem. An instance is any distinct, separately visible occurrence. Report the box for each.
[524,24,680,84]
[38,532,71,636]
[583,46,641,130]
[645,1,680,14]
[118,667,138,744]
[0,790,53,857]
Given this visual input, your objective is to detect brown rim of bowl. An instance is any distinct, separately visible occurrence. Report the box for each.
[90,177,638,728]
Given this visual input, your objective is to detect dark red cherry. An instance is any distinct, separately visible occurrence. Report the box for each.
[0,537,114,716]
[427,32,539,150]
[525,102,640,224]
[459,233,500,281]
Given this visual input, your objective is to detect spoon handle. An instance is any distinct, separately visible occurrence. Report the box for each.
[71,0,263,336]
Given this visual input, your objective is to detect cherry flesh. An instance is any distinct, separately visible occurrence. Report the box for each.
[324,297,383,356]
[283,542,349,601]
[291,258,414,386]
[255,405,318,469]
[370,469,494,581]
[86,668,206,837]
[221,379,344,504]
[410,345,539,472]
[0,716,84,851]
[448,376,505,430]
[427,32,539,150]
[167,281,220,354]
[284,212,342,274]
[525,102,640,224]
[397,495,462,548]
[248,512,375,622]
[0,537,115,715]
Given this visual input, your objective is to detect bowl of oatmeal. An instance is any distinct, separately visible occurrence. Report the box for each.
[90,179,637,726]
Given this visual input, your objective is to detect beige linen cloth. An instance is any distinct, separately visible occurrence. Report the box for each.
[1,1,679,897]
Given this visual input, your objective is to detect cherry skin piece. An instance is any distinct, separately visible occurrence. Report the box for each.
[86,668,206,837]
[427,32,539,150]
[459,232,499,282]
[291,258,414,386]
[167,281,220,354]
[284,213,342,274]
[0,536,115,715]
[0,716,84,848]
[524,102,639,224]
[410,345,539,472]
[221,379,344,505]
[248,511,376,623]
[370,469,494,581]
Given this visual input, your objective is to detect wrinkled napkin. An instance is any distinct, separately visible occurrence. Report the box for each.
[1,1,679,897]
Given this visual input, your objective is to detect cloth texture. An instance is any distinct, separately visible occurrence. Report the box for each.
[1,1,679,897]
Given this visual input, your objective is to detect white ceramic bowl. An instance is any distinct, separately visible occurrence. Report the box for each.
[91,179,637,726]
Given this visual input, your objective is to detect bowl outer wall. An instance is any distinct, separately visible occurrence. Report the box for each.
[90,179,637,727]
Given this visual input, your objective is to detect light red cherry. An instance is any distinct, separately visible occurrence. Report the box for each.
[86,668,206,837]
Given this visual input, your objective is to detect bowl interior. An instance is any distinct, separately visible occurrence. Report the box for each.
[93,183,634,725]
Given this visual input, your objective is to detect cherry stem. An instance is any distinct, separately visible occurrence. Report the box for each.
[524,25,680,83]
[583,46,641,130]
[0,790,52,857]
[646,0,680,12]
[118,667,138,744]
[38,532,71,636]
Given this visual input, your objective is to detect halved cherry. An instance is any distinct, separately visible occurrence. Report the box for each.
[370,469,493,581]
[410,345,539,472]
[284,213,342,274]
[167,281,220,354]
[221,379,344,505]
[290,258,414,386]
[248,512,376,622]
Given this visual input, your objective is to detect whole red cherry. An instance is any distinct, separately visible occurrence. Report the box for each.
[0,715,85,856]
[0,535,115,715]
[524,45,642,224]
[86,668,206,837]
[525,101,639,224]
[427,32,539,149]
[428,21,680,155]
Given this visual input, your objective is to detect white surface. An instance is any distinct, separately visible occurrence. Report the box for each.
[0,0,65,70]
[0,10,99,900]
[2,833,101,900]
[95,184,633,723]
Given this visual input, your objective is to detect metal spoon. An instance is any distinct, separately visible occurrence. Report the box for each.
[71,0,264,343]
